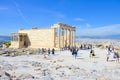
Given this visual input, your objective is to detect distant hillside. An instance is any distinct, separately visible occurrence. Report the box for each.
[0,36,11,44]
[77,35,120,40]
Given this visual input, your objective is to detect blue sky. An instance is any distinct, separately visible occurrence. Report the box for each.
[0,0,120,37]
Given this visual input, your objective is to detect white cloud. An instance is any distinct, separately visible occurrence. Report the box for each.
[77,24,120,36]
[74,18,84,21]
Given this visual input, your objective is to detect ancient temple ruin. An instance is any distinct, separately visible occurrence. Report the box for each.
[10,23,76,49]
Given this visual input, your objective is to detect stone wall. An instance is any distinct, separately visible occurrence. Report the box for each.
[11,23,75,49]
[19,28,55,48]
[10,41,19,48]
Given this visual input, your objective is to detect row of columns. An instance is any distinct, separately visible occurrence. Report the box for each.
[11,34,19,41]
[57,26,76,48]
[11,34,27,42]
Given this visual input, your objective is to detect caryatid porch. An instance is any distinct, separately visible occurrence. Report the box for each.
[11,33,29,48]
[51,23,76,48]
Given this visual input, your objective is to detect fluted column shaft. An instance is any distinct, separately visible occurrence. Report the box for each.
[73,30,76,47]
[54,28,56,47]
[62,28,64,48]
[71,31,73,47]
[69,30,71,46]
[66,29,67,47]
[58,26,60,48]
[75,30,76,46]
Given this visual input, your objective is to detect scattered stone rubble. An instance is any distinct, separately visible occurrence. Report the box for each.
[1,59,120,80]
[0,48,37,56]
[0,47,120,80]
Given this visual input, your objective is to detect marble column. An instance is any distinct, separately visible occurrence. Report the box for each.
[74,30,76,46]
[18,35,20,41]
[67,29,69,46]
[58,26,60,48]
[62,28,64,48]
[13,35,14,41]
[73,30,76,47]
[69,29,71,46]
[71,30,72,46]
[13,35,15,41]
[66,28,67,47]
[54,28,56,47]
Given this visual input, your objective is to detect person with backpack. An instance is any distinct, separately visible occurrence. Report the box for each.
[90,49,95,57]
[113,50,119,63]
[37,48,40,54]
[48,48,50,55]
[106,46,111,61]
[74,48,78,59]
[52,48,55,55]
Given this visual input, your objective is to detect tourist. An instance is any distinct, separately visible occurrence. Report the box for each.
[74,48,78,59]
[89,49,95,57]
[76,48,79,52]
[112,46,115,52]
[108,45,112,52]
[27,50,29,57]
[72,47,75,55]
[106,48,111,62]
[52,48,55,55]
[70,47,72,52]
[80,44,83,50]
[71,47,77,59]
[68,45,70,50]
[42,48,47,58]
[90,44,92,49]
[48,48,50,55]
[44,48,47,58]
[42,48,44,54]
[84,44,86,50]
[44,48,47,53]
[113,50,119,63]
[37,48,40,54]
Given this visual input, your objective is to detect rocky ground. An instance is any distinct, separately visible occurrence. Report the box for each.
[0,47,120,80]
[0,48,37,57]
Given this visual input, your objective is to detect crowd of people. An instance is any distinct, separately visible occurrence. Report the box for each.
[68,44,119,63]
[36,44,119,63]
[68,44,94,59]
[37,48,55,58]
[79,44,92,50]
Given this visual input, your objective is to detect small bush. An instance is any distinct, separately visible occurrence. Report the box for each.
[3,42,11,48]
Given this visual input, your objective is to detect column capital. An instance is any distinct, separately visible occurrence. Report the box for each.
[58,25,61,28]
